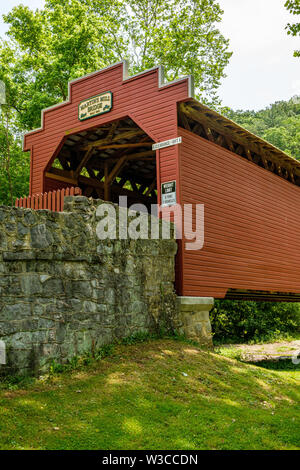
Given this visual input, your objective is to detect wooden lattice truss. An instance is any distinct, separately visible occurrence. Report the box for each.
[178,100,300,186]
[46,117,157,205]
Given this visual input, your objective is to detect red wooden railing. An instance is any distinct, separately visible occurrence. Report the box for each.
[15,187,82,212]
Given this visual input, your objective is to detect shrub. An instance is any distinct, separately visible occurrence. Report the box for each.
[211,300,300,343]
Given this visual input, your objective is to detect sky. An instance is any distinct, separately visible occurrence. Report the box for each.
[0,0,299,111]
[218,0,300,110]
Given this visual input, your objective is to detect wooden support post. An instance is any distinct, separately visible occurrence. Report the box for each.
[75,147,94,177]
[192,123,205,137]
[179,104,191,131]
[215,135,224,146]
[130,180,138,193]
[144,179,156,197]
[202,125,214,142]
[235,145,245,156]
[289,167,295,184]
[139,184,147,194]
[245,149,253,162]
[277,164,282,177]
[225,137,235,152]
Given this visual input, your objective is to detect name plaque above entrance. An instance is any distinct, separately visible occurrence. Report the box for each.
[78,91,113,121]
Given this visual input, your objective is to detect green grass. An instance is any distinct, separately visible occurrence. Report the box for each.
[0,338,299,450]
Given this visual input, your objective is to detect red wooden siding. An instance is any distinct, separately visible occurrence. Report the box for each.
[23,62,300,300]
[15,187,82,212]
[23,63,191,196]
[178,127,300,298]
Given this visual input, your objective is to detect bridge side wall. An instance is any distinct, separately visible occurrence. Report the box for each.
[178,127,300,299]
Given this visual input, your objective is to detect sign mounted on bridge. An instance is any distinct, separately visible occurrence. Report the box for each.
[152,137,182,151]
[161,180,177,207]
[79,91,113,121]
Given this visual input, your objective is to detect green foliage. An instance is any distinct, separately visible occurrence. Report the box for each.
[0,0,120,130]
[211,300,300,343]
[49,332,164,376]
[0,373,35,391]
[253,359,300,371]
[285,0,300,57]
[226,98,300,159]
[0,111,30,206]
[48,343,115,375]
[0,0,231,130]
[121,331,158,345]
[121,0,232,106]
[94,343,115,360]
[0,0,232,205]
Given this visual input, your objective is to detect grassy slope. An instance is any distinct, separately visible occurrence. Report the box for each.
[0,339,299,450]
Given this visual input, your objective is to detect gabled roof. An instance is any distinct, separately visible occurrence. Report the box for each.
[23,59,194,146]
[23,60,298,187]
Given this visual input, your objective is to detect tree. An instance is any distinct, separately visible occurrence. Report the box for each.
[0,80,30,206]
[0,0,232,130]
[0,0,120,130]
[285,0,300,57]
[226,98,300,160]
[211,299,300,342]
[0,114,30,206]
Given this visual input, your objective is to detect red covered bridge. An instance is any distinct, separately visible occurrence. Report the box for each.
[22,60,300,303]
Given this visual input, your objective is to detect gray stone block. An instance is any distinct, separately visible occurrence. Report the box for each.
[176,296,214,346]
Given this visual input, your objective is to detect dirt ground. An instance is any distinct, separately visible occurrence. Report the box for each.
[222,340,300,362]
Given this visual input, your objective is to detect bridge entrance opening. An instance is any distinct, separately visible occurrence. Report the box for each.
[45,116,157,209]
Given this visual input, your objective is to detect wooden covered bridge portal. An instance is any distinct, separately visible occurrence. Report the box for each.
[45,116,157,208]
[22,60,300,305]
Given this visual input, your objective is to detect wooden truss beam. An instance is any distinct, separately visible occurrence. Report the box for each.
[74,147,94,177]
[108,150,155,161]
[202,125,214,142]
[78,175,156,204]
[144,179,156,197]
[179,104,191,131]
[81,128,146,151]
[245,149,253,162]
[46,168,157,204]
[225,136,235,152]
[71,115,153,179]
[45,168,78,185]
[87,142,153,151]
[181,103,263,155]
[180,102,298,184]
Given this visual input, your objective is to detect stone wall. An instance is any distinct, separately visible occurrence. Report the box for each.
[0,197,177,375]
[175,297,214,347]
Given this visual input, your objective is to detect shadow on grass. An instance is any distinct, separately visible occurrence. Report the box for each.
[251,359,300,371]
[0,339,299,450]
